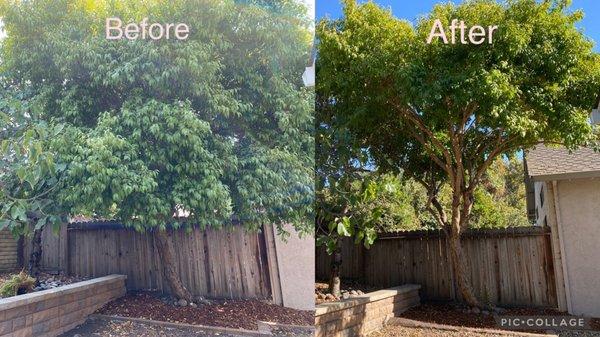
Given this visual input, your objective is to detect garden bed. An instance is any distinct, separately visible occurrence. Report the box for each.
[96,291,313,331]
[315,279,381,304]
[0,270,88,297]
[315,284,421,337]
[0,274,126,337]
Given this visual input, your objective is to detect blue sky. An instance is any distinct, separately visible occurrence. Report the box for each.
[317,0,600,51]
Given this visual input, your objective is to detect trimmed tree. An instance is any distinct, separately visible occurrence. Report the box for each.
[0,0,313,300]
[317,0,599,307]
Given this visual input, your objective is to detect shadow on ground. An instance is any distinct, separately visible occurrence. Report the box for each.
[58,318,245,337]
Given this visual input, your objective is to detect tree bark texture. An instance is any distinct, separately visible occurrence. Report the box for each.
[154,229,193,301]
[447,189,481,308]
[27,228,43,278]
[329,248,342,297]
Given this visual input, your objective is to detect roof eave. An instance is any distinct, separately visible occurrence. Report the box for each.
[530,170,600,182]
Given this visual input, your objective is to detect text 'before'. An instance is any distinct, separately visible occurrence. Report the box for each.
[106,18,190,41]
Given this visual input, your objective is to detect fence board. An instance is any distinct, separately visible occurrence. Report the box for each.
[316,226,558,308]
[22,224,272,300]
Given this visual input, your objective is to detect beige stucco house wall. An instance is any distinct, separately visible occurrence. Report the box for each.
[264,223,314,311]
[527,143,600,317]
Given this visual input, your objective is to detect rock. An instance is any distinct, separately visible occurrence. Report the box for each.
[349,290,358,296]
[493,307,506,314]
[342,293,350,300]
[471,307,481,314]
[73,334,81,337]
[324,294,336,301]
[356,290,364,295]
[189,302,197,308]
[317,293,325,300]
[195,297,213,305]
[177,299,188,307]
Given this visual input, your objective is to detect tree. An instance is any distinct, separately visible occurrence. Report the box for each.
[317,0,599,307]
[0,0,313,301]
[0,83,68,276]
[316,91,421,296]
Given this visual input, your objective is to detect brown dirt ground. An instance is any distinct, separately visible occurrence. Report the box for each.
[369,325,527,337]
[97,292,313,331]
[399,302,600,333]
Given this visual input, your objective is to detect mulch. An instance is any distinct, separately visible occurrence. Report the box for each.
[370,325,528,337]
[400,302,600,332]
[97,292,313,331]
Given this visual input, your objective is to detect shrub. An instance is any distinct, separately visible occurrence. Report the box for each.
[0,271,36,298]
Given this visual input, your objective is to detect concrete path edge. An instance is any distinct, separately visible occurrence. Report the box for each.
[88,314,272,337]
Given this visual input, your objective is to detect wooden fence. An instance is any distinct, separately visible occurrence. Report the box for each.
[0,229,19,271]
[316,226,558,308]
[24,222,273,300]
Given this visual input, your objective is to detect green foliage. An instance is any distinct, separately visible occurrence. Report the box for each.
[0,0,314,235]
[0,271,36,298]
[316,172,420,254]
[317,0,599,232]
[470,157,531,228]
[0,85,67,237]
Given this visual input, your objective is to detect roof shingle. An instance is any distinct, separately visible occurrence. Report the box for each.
[526,144,600,181]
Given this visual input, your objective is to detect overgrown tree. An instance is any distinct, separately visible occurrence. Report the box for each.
[0,0,313,301]
[317,0,599,307]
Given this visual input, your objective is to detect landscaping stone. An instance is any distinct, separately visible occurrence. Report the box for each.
[177,299,188,307]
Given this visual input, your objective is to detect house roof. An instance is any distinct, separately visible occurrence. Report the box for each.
[526,144,600,181]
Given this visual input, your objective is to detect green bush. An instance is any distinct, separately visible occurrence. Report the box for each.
[0,271,36,298]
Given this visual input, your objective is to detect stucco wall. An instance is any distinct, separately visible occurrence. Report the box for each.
[555,179,600,316]
[533,181,550,227]
[273,224,314,311]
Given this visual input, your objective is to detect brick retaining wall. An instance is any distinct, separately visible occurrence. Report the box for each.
[0,274,126,337]
[315,284,421,337]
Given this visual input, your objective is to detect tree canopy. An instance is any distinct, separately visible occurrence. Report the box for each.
[0,0,314,236]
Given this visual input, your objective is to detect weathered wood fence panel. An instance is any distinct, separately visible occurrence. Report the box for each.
[24,223,272,300]
[0,229,19,271]
[22,225,68,273]
[316,227,558,308]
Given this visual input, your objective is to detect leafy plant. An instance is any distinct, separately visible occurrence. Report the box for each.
[1,0,313,300]
[0,271,36,298]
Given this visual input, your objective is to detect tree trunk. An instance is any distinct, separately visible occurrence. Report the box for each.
[447,186,481,308]
[28,228,43,278]
[448,230,480,307]
[329,247,342,297]
[154,229,193,302]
